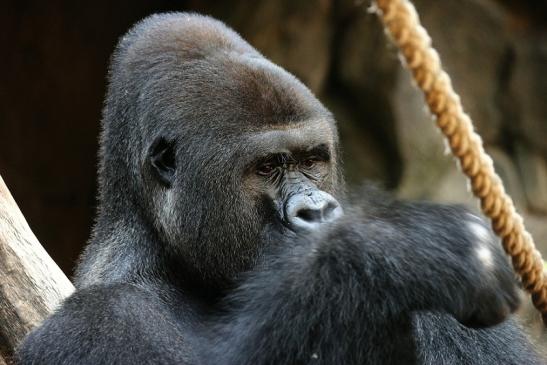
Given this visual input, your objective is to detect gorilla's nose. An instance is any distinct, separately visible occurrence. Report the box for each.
[285,191,343,231]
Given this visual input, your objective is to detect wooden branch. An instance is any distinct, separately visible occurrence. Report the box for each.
[0,175,74,363]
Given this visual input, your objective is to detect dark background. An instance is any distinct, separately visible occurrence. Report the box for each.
[1,0,546,284]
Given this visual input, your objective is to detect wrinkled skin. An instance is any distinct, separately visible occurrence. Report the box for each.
[17,13,544,365]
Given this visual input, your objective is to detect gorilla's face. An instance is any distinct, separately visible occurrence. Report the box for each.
[147,116,342,286]
[110,15,343,286]
[243,124,343,233]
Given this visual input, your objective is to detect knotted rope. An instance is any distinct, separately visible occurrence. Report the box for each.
[373,0,547,324]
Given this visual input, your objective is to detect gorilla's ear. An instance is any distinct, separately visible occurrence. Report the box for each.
[148,137,176,187]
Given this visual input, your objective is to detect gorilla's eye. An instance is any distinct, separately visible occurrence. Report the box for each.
[302,159,316,169]
[257,163,275,176]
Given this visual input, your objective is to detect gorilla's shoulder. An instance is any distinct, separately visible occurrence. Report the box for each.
[16,283,192,364]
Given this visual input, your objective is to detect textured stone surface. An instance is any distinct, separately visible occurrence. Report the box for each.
[510,38,547,158]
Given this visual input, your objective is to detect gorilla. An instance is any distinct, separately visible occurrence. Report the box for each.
[17,13,544,365]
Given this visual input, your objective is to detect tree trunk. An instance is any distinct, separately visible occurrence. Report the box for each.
[0,175,74,364]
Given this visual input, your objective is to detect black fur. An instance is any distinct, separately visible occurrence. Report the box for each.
[17,13,544,365]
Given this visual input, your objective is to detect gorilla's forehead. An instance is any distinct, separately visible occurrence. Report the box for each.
[237,120,335,156]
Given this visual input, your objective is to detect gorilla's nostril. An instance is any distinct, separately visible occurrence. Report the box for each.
[296,208,322,223]
[323,202,341,221]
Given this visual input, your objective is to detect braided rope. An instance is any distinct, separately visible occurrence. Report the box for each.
[373,0,547,324]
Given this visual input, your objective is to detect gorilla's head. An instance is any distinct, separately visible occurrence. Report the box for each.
[86,13,343,288]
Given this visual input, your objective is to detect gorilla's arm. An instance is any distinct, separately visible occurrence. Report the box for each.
[211,198,524,365]
[412,312,543,364]
[16,200,537,365]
